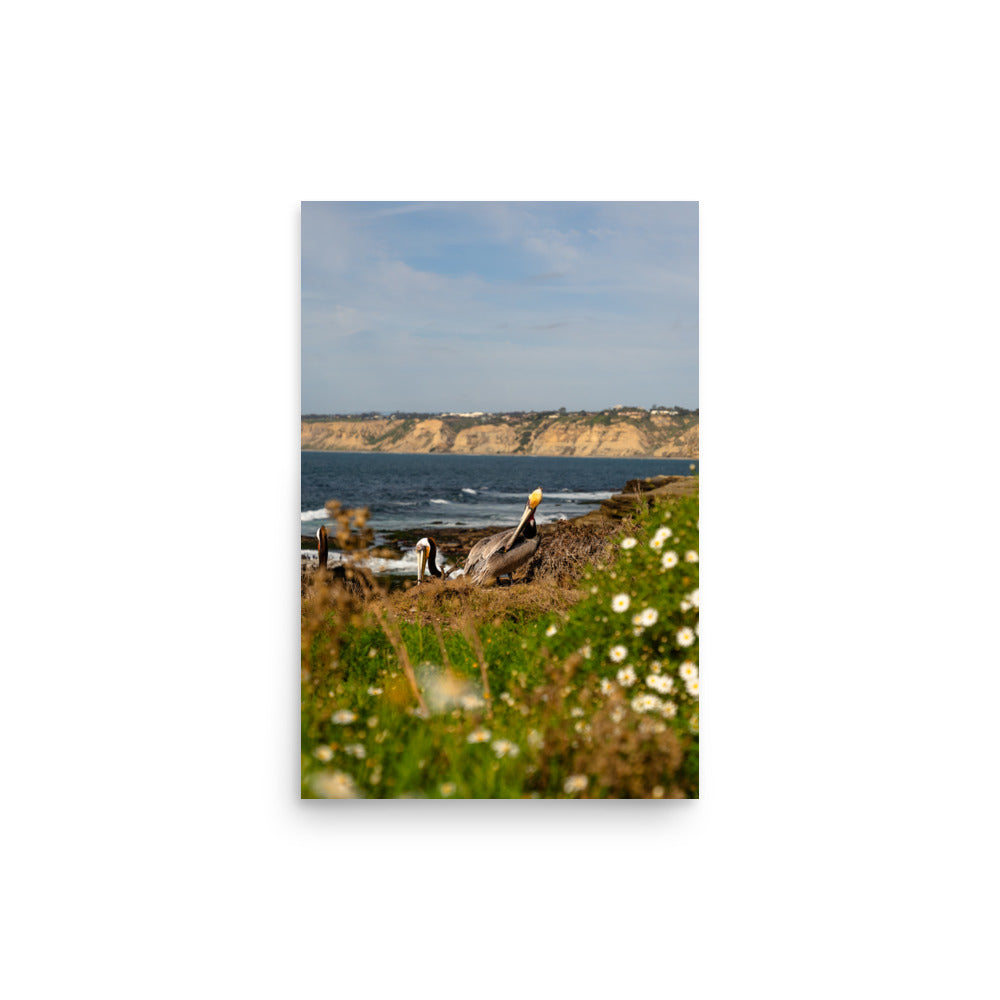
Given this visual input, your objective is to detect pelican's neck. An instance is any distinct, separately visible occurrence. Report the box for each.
[427,539,442,578]
[317,526,328,568]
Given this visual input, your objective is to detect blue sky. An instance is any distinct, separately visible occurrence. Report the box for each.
[301,202,698,414]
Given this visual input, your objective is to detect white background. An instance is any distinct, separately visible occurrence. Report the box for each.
[2,2,997,997]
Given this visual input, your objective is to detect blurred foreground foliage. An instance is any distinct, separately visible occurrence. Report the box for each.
[301,491,698,799]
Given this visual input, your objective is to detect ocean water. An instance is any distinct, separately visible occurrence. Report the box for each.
[301,451,698,575]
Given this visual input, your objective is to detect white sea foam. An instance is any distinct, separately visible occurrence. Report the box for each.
[300,547,467,578]
[300,548,420,576]
[300,508,331,521]
[493,491,612,502]
[545,491,613,502]
[429,498,450,504]
[461,488,477,494]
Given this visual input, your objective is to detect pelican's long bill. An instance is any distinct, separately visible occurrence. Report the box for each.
[415,536,438,583]
[503,487,543,552]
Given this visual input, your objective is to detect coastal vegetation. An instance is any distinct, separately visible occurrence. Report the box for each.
[301,481,699,799]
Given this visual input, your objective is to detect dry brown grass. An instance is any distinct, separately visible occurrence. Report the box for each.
[521,516,623,585]
[378,575,580,628]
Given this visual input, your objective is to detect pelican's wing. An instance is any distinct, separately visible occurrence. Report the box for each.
[467,533,540,584]
[463,529,509,582]
[481,535,540,582]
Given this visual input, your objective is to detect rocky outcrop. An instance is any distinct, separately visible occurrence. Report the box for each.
[381,419,455,453]
[575,475,699,522]
[529,421,649,457]
[452,423,520,454]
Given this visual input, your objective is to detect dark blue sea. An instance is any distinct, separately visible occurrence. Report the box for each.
[302,451,698,574]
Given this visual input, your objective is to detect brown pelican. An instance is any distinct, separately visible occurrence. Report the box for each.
[313,523,372,596]
[463,488,542,585]
[316,525,329,569]
[415,536,446,583]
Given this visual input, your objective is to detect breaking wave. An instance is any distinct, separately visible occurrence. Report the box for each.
[300,508,331,521]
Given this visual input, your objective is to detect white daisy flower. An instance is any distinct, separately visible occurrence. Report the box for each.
[563,774,588,794]
[466,727,492,743]
[685,678,700,699]
[650,660,663,673]
[611,593,631,613]
[310,770,358,799]
[343,743,366,759]
[312,744,333,762]
[459,694,485,711]
[609,706,626,724]
[632,612,644,627]
[620,537,637,549]
[527,729,544,751]
[676,627,696,648]
[688,589,700,609]
[661,550,679,569]
[491,739,520,758]
[545,624,558,637]
[616,665,638,687]
[660,700,678,719]
[367,686,383,696]
[600,678,616,695]
[631,693,662,713]
[685,550,699,563]
[570,707,584,718]
[639,607,658,627]
[646,674,674,694]
[331,710,357,724]
[680,600,691,612]
[653,526,673,544]
[632,627,644,637]
[609,644,628,663]
[649,536,665,551]
[679,661,699,681]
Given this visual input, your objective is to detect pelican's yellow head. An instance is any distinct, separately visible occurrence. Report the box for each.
[528,488,543,509]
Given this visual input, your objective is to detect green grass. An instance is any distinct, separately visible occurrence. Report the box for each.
[301,494,699,798]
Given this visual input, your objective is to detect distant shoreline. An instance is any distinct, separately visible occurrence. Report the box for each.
[301,410,699,460]
[301,449,698,460]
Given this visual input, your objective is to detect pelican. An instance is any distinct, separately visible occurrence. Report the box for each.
[415,536,446,583]
[312,524,375,598]
[463,488,542,585]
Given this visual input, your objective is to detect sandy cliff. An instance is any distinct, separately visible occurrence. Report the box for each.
[301,411,699,458]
